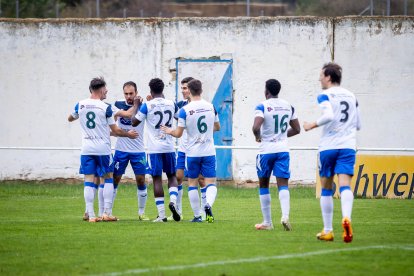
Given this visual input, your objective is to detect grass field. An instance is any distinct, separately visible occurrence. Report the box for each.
[0,181,413,275]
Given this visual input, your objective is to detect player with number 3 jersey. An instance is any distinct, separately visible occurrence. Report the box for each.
[303,62,361,243]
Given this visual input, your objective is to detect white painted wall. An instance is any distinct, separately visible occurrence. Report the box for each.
[0,17,413,182]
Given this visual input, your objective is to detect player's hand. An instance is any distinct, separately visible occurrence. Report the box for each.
[255,136,261,143]
[160,125,172,135]
[127,129,139,139]
[303,121,316,131]
[134,96,143,105]
[146,95,153,101]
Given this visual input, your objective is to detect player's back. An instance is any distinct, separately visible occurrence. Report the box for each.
[113,100,145,153]
[180,99,217,157]
[76,98,113,155]
[319,86,359,151]
[256,98,295,154]
[138,97,177,153]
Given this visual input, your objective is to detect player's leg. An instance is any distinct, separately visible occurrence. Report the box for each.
[112,150,129,212]
[97,176,104,217]
[198,176,206,220]
[186,156,203,222]
[317,150,337,241]
[100,155,118,221]
[80,155,100,222]
[130,152,149,220]
[147,153,166,222]
[274,152,292,231]
[175,151,186,217]
[201,155,218,223]
[255,153,275,230]
[163,152,180,222]
[83,175,100,221]
[335,149,356,243]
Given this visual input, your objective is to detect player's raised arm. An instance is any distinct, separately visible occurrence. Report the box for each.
[131,102,147,127]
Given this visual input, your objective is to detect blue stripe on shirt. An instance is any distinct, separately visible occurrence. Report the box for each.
[255,103,264,112]
[317,94,329,104]
[179,108,187,119]
[140,103,148,115]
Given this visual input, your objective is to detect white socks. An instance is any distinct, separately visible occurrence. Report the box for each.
[98,184,104,217]
[205,184,217,207]
[188,187,200,217]
[103,178,114,215]
[169,187,178,205]
[278,187,290,220]
[155,197,165,218]
[137,185,147,215]
[340,186,354,220]
[320,189,334,232]
[177,184,183,215]
[259,188,272,225]
[84,182,96,218]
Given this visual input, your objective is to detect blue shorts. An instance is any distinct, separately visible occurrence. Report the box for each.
[113,150,146,176]
[79,155,113,177]
[146,152,176,176]
[256,152,290,179]
[186,155,216,178]
[176,151,186,170]
[318,149,356,177]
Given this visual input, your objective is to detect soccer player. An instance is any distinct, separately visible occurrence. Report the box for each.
[169,77,206,221]
[252,79,300,231]
[131,78,181,222]
[109,81,149,221]
[161,79,220,223]
[68,77,138,222]
[303,62,361,243]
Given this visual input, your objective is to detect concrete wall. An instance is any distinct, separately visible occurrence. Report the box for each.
[0,17,413,182]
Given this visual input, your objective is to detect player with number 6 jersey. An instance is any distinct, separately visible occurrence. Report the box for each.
[161,79,220,223]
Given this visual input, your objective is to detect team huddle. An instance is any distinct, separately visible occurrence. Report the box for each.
[68,62,360,243]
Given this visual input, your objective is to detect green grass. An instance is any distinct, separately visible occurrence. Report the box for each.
[0,181,413,275]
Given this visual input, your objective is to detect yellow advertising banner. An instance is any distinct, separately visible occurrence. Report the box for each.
[316,155,414,199]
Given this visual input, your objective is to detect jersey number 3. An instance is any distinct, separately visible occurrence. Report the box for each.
[340,101,349,123]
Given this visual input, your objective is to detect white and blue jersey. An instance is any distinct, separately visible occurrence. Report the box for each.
[176,100,189,153]
[135,97,178,154]
[112,100,145,153]
[254,98,297,154]
[71,98,114,155]
[177,99,219,157]
[316,86,360,151]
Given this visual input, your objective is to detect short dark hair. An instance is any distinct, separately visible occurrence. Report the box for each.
[89,77,106,92]
[181,77,194,84]
[265,79,281,96]
[123,81,137,92]
[149,78,164,94]
[188,79,202,96]
[322,62,342,84]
